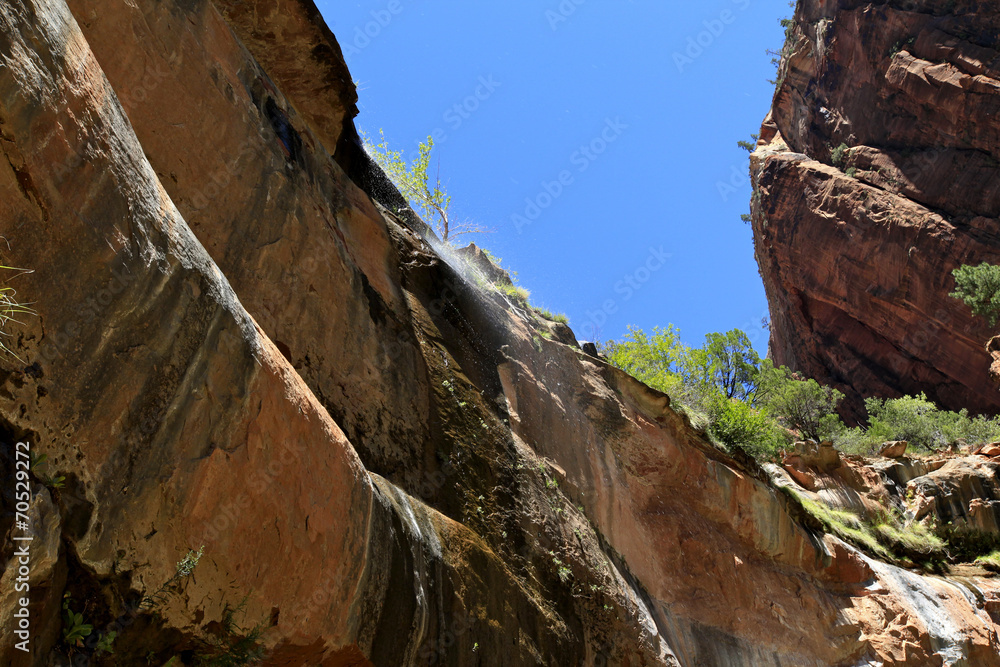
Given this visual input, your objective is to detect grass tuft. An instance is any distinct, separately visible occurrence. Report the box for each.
[0,264,34,360]
[975,550,1000,572]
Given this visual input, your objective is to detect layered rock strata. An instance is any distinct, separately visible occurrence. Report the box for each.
[751,0,1000,420]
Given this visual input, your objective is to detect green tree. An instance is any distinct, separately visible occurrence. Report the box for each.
[950,262,1000,326]
[603,326,787,460]
[600,325,689,397]
[364,129,484,242]
[737,133,759,152]
[760,362,844,441]
[688,329,764,403]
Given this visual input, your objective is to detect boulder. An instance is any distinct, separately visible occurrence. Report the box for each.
[878,441,909,459]
[978,443,1000,458]
[792,440,841,472]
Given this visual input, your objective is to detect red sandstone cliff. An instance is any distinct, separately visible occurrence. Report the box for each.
[751,0,1000,421]
[0,0,998,665]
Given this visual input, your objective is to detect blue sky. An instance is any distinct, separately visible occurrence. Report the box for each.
[315,0,792,352]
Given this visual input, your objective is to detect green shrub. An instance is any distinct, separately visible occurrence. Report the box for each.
[865,393,950,451]
[497,282,530,304]
[829,426,881,456]
[707,396,786,461]
[535,307,569,325]
[830,393,1000,453]
[950,262,1000,326]
[831,142,850,167]
[61,594,94,648]
[975,550,1000,571]
[760,362,844,440]
[196,599,266,667]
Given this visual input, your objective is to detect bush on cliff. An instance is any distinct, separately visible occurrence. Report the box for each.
[362,129,486,242]
[950,262,1000,326]
[0,263,34,360]
[830,393,1000,455]
[758,363,845,441]
[706,394,786,460]
[602,326,790,460]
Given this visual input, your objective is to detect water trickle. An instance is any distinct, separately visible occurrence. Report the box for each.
[865,557,970,665]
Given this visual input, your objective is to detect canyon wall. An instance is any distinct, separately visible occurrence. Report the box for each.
[751,0,1000,421]
[0,0,998,665]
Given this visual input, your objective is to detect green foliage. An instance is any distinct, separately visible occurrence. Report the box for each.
[196,600,266,667]
[497,281,530,304]
[786,488,890,559]
[707,395,785,460]
[866,393,1000,451]
[94,630,117,656]
[759,363,844,441]
[695,329,763,402]
[975,550,1000,571]
[830,142,850,168]
[600,325,689,396]
[535,307,569,325]
[889,36,915,58]
[950,262,1000,326]
[766,3,798,84]
[62,594,94,647]
[602,326,787,460]
[830,393,1000,454]
[364,130,485,242]
[602,322,1000,464]
[737,133,759,152]
[873,518,945,561]
[740,213,752,224]
[29,451,66,489]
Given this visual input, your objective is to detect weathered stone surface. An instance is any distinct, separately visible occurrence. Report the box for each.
[793,440,842,471]
[907,458,1000,531]
[0,2,657,664]
[879,441,909,459]
[0,0,998,664]
[751,0,1000,420]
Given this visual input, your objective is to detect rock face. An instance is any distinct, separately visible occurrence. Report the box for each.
[0,0,998,665]
[751,0,1000,421]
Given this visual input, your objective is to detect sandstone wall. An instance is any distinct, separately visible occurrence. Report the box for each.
[752,0,1000,420]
